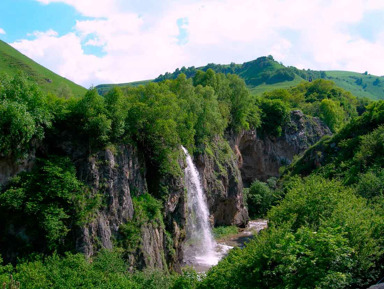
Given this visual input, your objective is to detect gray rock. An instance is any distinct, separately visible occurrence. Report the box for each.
[75,145,145,257]
[233,110,331,186]
[196,138,249,227]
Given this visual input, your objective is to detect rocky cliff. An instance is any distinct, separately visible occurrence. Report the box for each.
[196,138,249,227]
[71,141,248,271]
[232,110,331,186]
[0,109,328,271]
[69,144,185,272]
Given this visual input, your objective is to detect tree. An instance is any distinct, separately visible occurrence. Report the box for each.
[258,98,290,137]
[319,98,344,132]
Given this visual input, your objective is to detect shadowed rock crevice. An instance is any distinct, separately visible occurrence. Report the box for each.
[234,110,331,186]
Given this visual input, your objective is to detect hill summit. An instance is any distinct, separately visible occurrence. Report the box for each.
[98,56,384,100]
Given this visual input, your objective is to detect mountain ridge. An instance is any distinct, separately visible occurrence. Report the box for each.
[96,56,384,100]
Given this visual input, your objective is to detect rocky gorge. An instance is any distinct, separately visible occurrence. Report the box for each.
[0,110,330,272]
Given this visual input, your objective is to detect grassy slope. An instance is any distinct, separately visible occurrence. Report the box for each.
[326,70,384,100]
[96,79,152,95]
[248,75,304,95]
[0,40,86,97]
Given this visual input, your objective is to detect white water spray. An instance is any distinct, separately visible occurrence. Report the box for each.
[181,146,221,268]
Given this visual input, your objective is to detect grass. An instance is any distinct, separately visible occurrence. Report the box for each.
[96,79,152,95]
[212,226,239,240]
[249,75,304,96]
[0,39,86,97]
[326,70,384,100]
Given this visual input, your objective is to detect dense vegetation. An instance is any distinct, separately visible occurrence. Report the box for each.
[0,70,258,276]
[201,100,384,289]
[262,79,366,132]
[0,250,198,289]
[1,64,384,288]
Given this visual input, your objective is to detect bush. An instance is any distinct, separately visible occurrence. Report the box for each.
[201,176,384,288]
[0,156,100,256]
[258,98,289,137]
[0,74,53,158]
[245,180,276,218]
[0,250,197,289]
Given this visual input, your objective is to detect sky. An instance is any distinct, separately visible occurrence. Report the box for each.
[1,0,384,88]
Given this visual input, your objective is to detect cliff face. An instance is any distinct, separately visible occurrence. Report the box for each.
[73,146,143,257]
[0,150,36,186]
[71,145,186,272]
[196,139,249,227]
[233,110,331,186]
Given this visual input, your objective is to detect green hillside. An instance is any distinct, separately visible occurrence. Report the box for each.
[0,40,86,97]
[326,70,384,100]
[96,79,151,95]
[97,56,384,100]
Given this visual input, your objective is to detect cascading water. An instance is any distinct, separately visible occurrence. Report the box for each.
[181,146,223,270]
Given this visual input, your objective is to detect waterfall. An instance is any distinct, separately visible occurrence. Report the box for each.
[181,146,220,268]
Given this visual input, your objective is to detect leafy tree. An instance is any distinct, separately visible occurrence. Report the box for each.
[71,88,111,148]
[258,98,289,137]
[0,74,53,158]
[244,180,276,218]
[319,98,345,132]
[104,87,127,142]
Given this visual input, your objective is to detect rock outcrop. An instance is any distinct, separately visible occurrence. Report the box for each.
[72,145,186,271]
[74,145,144,257]
[232,110,331,186]
[196,138,249,227]
[0,147,37,186]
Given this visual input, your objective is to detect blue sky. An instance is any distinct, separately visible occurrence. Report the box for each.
[1,0,384,87]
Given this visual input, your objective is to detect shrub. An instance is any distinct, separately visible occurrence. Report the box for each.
[245,180,276,218]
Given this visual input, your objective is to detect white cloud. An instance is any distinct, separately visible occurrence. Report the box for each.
[11,0,384,87]
[0,28,5,35]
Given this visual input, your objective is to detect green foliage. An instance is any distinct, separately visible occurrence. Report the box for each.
[258,98,290,137]
[0,156,100,255]
[0,74,53,158]
[263,79,358,133]
[101,55,384,100]
[104,87,127,142]
[202,175,384,288]
[0,250,196,289]
[70,88,112,148]
[118,194,163,252]
[319,98,345,132]
[2,275,21,289]
[289,102,384,188]
[212,226,238,240]
[170,267,198,289]
[244,180,278,218]
[356,169,384,199]
[200,225,353,289]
